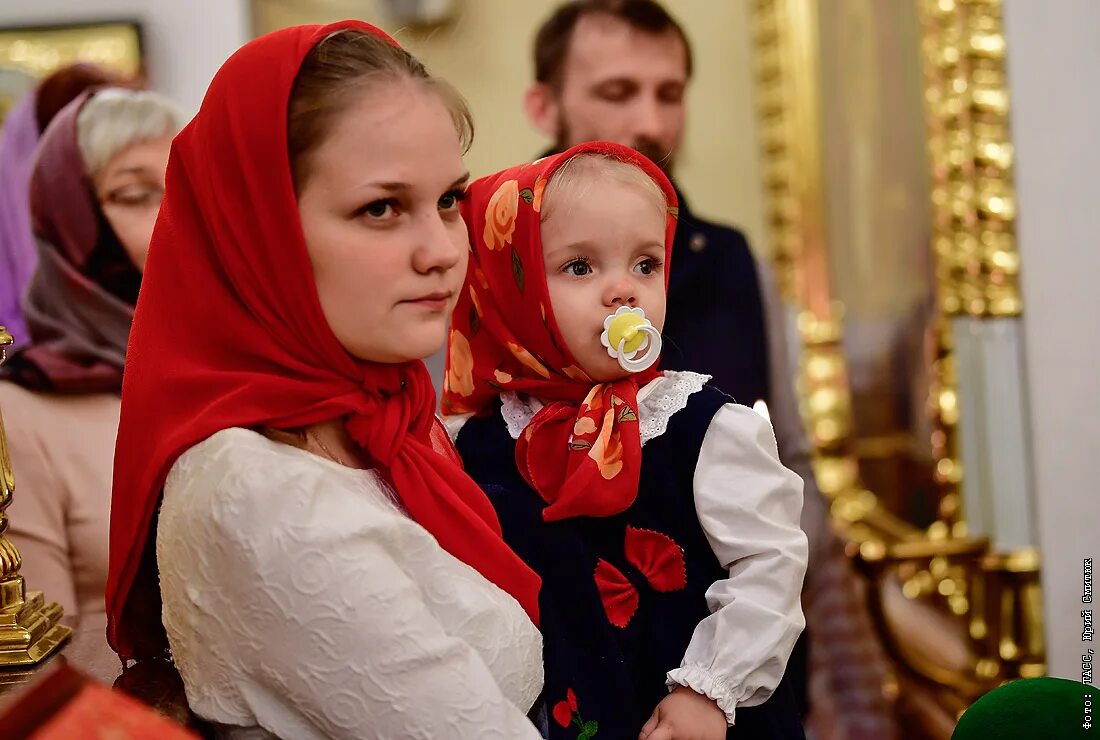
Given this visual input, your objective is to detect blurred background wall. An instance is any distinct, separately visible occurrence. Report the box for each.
[0,0,249,112]
[250,0,770,258]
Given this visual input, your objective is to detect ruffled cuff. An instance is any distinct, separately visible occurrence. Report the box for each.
[666,665,750,726]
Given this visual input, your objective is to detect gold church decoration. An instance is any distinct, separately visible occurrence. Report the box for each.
[920,0,1021,321]
[0,22,141,80]
[0,21,142,126]
[751,0,1043,717]
[0,326,71,673]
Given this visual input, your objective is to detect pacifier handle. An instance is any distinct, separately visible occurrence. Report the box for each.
[601,305,662,373]
[615,323,662,372]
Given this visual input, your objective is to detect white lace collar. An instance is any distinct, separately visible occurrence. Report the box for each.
[499,370,711,446]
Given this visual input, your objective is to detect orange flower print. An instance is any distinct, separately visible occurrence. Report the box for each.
[446,329,475,397]
[581,385,604,413]
[468,285,483,316]
[573,416,598,436]
[442,395,476,416]
[483,179,519,251]
[563,365,590,382]
[589,408,624,480]
[474,265,489,290]
[506,341,551,379]
[532,175,547,213]
[494,369,514,384]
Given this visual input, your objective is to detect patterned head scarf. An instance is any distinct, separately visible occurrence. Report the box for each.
[444,141,678,522]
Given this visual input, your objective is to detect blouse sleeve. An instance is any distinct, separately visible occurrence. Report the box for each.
[665,403,808,725]
[158,434,543,740]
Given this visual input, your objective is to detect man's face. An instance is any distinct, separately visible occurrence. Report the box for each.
[540,13,688,173]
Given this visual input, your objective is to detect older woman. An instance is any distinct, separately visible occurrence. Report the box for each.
[0,87,184,620]
[0,64,124,347]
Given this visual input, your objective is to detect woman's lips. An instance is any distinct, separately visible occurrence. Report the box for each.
[403,291,452,311]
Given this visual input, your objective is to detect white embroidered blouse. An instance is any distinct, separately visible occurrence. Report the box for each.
[157,427,544,740]
[446,370,808,725]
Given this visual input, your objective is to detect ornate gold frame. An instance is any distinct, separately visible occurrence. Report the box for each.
[0,21,142,124]
[0,21,141,78]
[751,0,1043,716]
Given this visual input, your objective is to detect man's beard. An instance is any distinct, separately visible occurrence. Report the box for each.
[555,118,676,175]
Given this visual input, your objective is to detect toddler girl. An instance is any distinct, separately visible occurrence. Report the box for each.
[445,141,807,739]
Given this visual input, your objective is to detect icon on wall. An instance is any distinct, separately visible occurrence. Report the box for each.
[0,21,143,125]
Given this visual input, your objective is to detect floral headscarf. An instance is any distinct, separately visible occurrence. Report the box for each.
[443,141,678,522]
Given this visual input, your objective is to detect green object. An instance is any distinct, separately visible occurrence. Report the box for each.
[952,677,1095,739]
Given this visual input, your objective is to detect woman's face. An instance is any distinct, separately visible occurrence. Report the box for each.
[94,133,173,272]
[297,81,470,364]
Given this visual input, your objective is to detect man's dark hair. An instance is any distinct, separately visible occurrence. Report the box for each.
[533,0,694,89]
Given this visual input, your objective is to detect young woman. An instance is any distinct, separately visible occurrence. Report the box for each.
[105,22,544,739]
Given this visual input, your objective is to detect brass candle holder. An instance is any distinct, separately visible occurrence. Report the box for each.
[0,326,71,671]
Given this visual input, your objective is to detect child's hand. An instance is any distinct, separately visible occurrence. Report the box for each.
[638,686,727,740]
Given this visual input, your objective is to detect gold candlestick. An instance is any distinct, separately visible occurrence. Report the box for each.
[0,326,71,669]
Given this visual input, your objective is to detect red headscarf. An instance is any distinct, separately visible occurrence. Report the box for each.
[106,21,540,661]
[442,142,678,522]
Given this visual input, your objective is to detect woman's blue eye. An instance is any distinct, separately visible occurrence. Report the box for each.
[565,260,592,276]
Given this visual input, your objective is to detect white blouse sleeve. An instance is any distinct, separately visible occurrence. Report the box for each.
[665,403,808,725]
[158,432,543,740]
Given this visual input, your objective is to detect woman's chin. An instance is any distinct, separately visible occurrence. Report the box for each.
[405,324,454,363]
[343,327,447,365]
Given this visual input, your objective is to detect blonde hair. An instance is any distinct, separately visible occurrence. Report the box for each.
[287,29,474,191]
[76,88,185,177]
[540,152,669,222]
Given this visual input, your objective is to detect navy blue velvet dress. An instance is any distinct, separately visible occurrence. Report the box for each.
[456,385,805,740]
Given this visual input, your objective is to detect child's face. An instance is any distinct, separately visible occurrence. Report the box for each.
[542,179,667,382]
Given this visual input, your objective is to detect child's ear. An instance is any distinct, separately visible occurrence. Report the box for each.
[524,83,560,140]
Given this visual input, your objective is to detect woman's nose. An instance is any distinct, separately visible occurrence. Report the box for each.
[412,214,463,274]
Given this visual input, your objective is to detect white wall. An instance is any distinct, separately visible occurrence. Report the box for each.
[1004,0,1100,681]
[0,0,250,112]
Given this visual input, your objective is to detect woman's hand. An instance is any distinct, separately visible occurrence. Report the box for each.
[638,685,727,740]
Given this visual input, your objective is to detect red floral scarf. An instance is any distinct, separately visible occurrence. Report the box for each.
[443,142,678,522]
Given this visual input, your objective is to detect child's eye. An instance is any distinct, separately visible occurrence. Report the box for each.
[564,259,592,277]
[635,258,662,275]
